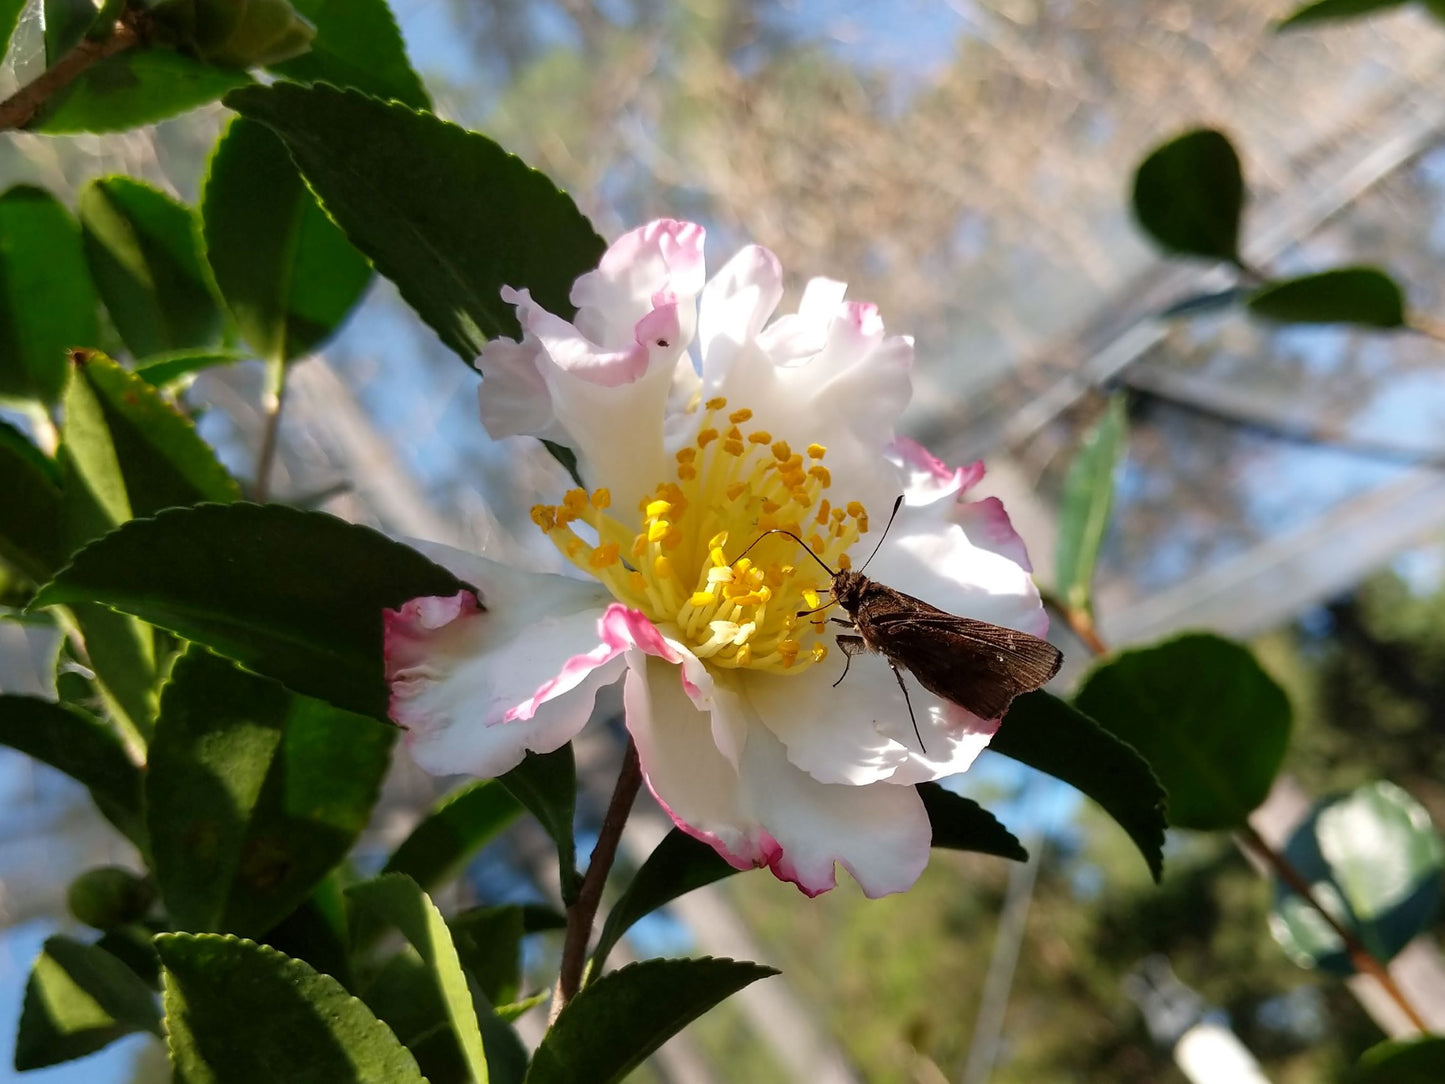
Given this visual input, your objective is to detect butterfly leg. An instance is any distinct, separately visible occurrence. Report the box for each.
[833,634,866,687]
[889,663,926,753]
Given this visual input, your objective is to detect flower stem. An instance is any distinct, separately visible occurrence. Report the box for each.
[0,16,141,132]
[1040,592,1109,658]
[550,738,642,1024]
[1235,822,1429,1033]
[253,357,287,502]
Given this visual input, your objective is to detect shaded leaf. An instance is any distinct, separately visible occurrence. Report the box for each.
[15,935,161,1070]
[384,779,523,891]
[347,874,489,1084]
[133,348,247,389]
[202,117,372,363]
[0,185,98,405]
[1277,0,1411,29]
[450,906,526,1007]
[67,866,156,931]
[147,647,394,936]
[1247,267,1406,328]
[78,177,223,358]
[1271,781,1444,976]
[32,502,470,720]
[30,49,250,134]
[1054,395,1127,614]
[0,695,143,842]
[271,0,429,108]
[919,782,1028,861]
[44,0,94,64]
[527,958,777,1084]
[1131,128,1244,263]
[263,874,353,989]
[501,745,579,901]
[1350,1037,1445,1083]
[990,690,1166,880]
[1074,633,1291,831]
[0,418,63,582]
[225,82,606,359]
[157,932,425,1084]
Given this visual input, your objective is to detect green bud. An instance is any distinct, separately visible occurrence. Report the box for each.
[67,867,156,931]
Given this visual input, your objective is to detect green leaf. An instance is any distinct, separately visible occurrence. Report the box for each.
[225,82,607,359]
[1,0,27,64]
[157,932,426,1084]
[44,0,95,63]
[1277,0,1411,29]
[133,348,247,389]
[347,874,489,1084]
[500,745,579,900]
[270,0,430,108]
[527,958,778,1084]
[384,780,524,890]
[990,690,1166,880]
[78,177,223,358]
[32,502,471,719]
[1131,128,1245,263]
[0,185,98,405]
[449,906,525,1007]
[1271,781,1445,976]
[15,935,161,1070]
[1054,394,1128,614]
[592,831,736,976]
[67,866,156,931]
[1074,633,1292,831]
[919,782,1028,861]
[0,418,63,582]
[263,874,353,989]
[1247,267,1406,328]
[30,48,251,134]
[202,117,372,363]
[1350,1037,1445,1083]
[0,695,143,842]
[147,646,394,936]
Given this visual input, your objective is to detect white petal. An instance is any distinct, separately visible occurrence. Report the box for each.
[698,244,784,377]
[572,220,707,348]
[891,435,986,506]
[475,335,558,441]
[625,655,931,897]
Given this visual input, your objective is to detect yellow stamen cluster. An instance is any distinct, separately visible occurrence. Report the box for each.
[530,397,869,673]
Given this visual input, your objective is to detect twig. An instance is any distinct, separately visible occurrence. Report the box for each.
[549,739,642,1024]
[1408,312,1445,346]
[0,17,141,132]
[253,358,287,502]
[1040,592,1109,657]
[1236,823,1429,1034]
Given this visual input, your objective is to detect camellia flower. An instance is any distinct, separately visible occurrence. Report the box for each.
[385,220,1050,897]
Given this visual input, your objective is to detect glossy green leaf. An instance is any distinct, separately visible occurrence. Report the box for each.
[225,82,606,359]
[1350,1037,1445,1083]
[1131,128,1244,263]
[1277,0,1410,29]
[991,690,1166,880]
[147,647,393,936]
[15,935,161,1069]
[0,695,143,842]
[1271,781,1444,976]
[1,0,26,63]
[30,48,251,134]
[271,0,429,108]
[1247,267,1406,328]
[133,348,247,389]
[202,117,372,363]
[527,957,777,1084]
[0,186,98,405]
[1074,633,1291,831]
[919,782,1028,861]
[592,831,735,976]
[1054,395,1127,614]
[0,418,63,582]
[44,0,95,63]
[78,177,223,358]
[500,745,580,901]
[384,780,524,890]
[347,874,489,1084]
[32,502,471,720]
[157,932,425,1084]
[262,874,352,989]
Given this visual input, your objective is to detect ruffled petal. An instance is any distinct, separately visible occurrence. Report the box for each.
[572,219,707,348]
[474,336,559,442]
[625,655,931,897]
[697,244,785,377]
[891,435,986,505]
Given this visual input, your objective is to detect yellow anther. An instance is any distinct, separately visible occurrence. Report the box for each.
[815,498,832,524]
[590,488,611,509]
[846,500,866,518]
[590,542,620,569]
[725,425,743,441]
[808,533,825,553]
[629,571,647,593]
[722,439,745,456]
[761,499,781,514]
[706,396,728,411]
[812,643,828,663]
[809,465,832,487]
[838,552,852,569]
[802,588,821,609]
[563,488,588,514]
[725,482,746,501]
[735,557,753,574]
[690,591,716,607]
[662,528,682,549]
[756,585,773,602]
[748,430,773,445]
[678,464,697,480]
[831,506,846,522]
[647,519,671,543]
[530,505,556,530]
[697,428,719,447]
[708,531,729,550]
[676,447,697,463]
[709,548,729,569]
[772,440,792,461]
[778,639,800,667]
[757,514,778,532]
[654,555,674,580]
[858,515,869,533]
[645,499,672,519]
[565,538,584,557]
[728,408,753,424]
[735,644,752,666]
[807,443,827,459]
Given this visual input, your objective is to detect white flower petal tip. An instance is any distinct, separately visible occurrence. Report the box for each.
[891,435,986,504]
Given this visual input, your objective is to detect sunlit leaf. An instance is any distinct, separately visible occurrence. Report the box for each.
[1054,395,1127,614]
[1350,1036,1445,1083]
[271,0,429,108]
[30,49,250,134]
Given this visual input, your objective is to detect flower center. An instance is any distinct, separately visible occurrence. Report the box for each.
[531,396,871,673]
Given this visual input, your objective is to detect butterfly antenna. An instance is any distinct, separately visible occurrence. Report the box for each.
[734,528,839,579]
[856,495,904,574]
